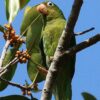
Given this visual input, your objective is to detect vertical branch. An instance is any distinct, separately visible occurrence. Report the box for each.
[0,40,10,69]
[41,0,83,100]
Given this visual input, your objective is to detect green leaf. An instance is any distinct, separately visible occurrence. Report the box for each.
[5,0,20,23]
[20,6,31,36]
[19,0,30,9]
[0,47,19,91]
[82,92,97,100]
[20,6,43,37]
[5,0,30,23]
[0,95,37,100]
[27,53,45,83]
[26,14,43,54]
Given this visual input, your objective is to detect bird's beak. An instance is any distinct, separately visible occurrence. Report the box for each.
[36,4,48,15]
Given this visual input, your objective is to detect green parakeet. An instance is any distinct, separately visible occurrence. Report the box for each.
[37,1,76,100]
[20,6,47,83]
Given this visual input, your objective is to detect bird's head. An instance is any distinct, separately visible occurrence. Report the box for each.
[36,1,65,21]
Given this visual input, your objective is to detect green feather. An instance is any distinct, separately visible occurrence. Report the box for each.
[40,1,76,100]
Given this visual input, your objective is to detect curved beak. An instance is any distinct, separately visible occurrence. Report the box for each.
[36,4,48,15]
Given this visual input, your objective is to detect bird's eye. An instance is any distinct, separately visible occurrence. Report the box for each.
[47,2,54,6]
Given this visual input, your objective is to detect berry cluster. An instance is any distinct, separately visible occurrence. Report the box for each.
[3,24,24,47]
[15,50,31,63]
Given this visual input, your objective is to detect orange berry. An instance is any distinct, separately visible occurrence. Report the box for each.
[15,54,18,57]
[26,54,31,59]
[27,91,31,96]
[19,56,23,60]
[11,29,15,34]
[10,31,15,37]
[22,58,27,63]
[16,50,21,54]
[19,39,23,43]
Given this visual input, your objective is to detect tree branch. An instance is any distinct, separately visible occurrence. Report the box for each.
[0,77,33,91]
[64,34,100,56]
[41,0,83,100]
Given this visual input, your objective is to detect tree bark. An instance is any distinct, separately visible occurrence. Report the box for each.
[41,0,83,100]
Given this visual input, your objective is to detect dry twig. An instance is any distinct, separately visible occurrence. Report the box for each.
[75,27,95,36]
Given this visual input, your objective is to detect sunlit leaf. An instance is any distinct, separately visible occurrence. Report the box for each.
[82,92,97,100]
[5,0,30,23]
[20,6,31,36]
[0,95,37,100]
[5,0,20,23]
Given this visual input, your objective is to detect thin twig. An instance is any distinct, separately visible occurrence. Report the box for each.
[75,27,95,36]
[0,77,33,90]
[0,57,18,77]
[0,40,10,69]
[37,66,48,76]
[0,57,18,72]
